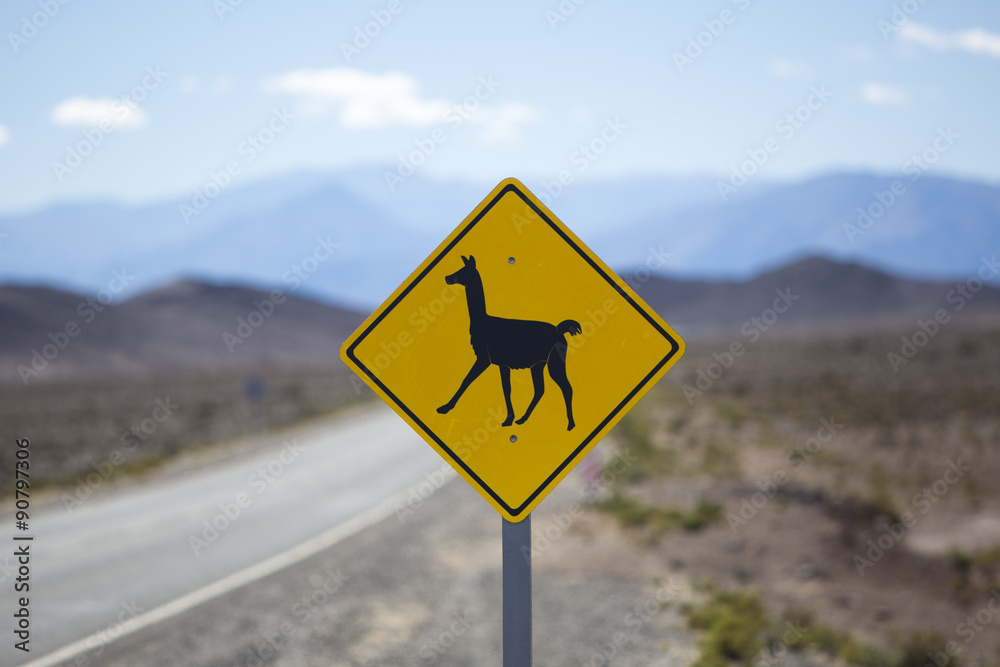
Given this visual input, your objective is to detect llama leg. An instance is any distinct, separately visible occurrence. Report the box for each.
[500,366,515,427]
[547,345,575,430]
[438,355,490,414]
[516,363,545,425]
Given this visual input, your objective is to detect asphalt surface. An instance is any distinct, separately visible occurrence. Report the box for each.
[2,406,444,666]
[64,460,703,667]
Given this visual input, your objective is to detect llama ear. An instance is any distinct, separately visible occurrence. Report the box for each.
[467,255,476,268]
[461,255,469,265]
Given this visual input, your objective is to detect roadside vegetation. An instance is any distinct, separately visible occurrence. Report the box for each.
[684,589,965,667]
[0,366,368,497]
[595,324,1000,663]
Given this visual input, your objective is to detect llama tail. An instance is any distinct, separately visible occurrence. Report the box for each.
[557,320,583,336]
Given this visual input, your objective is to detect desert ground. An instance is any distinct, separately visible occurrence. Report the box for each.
[5,316,1000,666]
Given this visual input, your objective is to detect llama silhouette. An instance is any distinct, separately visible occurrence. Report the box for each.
[436,255,583,430]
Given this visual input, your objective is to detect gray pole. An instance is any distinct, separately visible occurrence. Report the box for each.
[502,514,532,666]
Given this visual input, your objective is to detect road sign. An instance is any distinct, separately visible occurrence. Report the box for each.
[341,178,684,522]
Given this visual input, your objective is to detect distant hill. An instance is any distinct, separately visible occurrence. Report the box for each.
[0,169,996,308]
[2,256,997,384]
[627,255,1000,338]
[0,281,364,384]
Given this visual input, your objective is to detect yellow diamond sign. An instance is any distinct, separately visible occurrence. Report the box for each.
[341,178,685,521]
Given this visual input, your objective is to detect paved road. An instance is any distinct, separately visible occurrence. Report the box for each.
[60,449,701,667]
[2,406,444,666]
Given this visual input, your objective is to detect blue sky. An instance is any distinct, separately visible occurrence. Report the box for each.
[1,0,998,213]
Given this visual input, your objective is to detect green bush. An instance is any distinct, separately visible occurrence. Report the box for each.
[687,591,768,666]
[595,493,723,534]
[682,500,724,531]
[897,632,960,667]
[780,608,850,655]
[839,640,895,667]
[607,412,677,482]
[714,398,749,429]
[689,596,907,667]
[595,492,654,527]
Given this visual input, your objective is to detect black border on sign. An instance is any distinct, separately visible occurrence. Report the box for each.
[346,183,680,517]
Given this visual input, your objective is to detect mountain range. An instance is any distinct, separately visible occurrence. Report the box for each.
[0,168,997,309]
[2,256,997,385]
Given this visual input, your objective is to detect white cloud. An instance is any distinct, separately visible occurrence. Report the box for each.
[861,83,910,107]
[900,22,1000,58]
[263,67,537,143]
[263,68,450,129]
[0,124,9,146]
[479,103,537,145]
[769,59,813,79]
[51,97,148,128]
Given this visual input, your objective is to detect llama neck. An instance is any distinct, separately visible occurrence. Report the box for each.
[464,277,488,323]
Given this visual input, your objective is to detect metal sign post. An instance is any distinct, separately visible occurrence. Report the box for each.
[503,514,532,666]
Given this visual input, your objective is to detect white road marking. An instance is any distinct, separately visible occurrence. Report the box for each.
[18,475,451,667]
